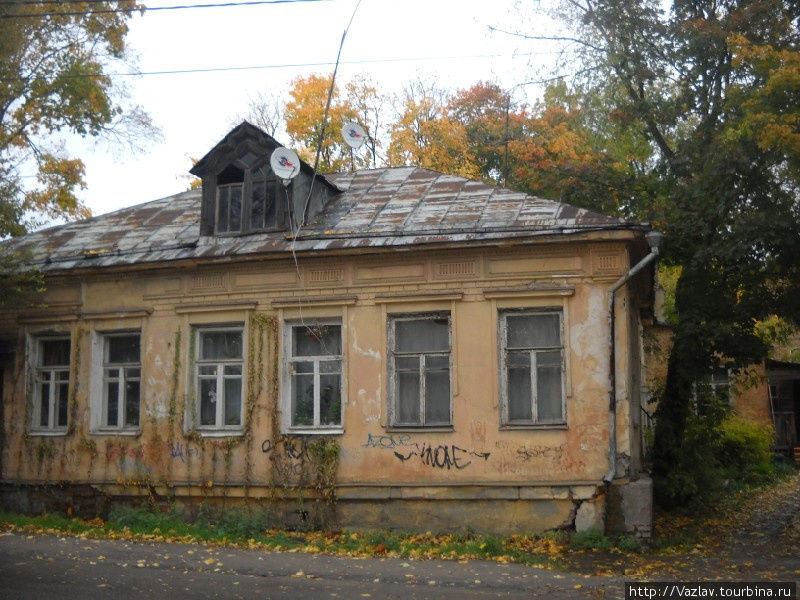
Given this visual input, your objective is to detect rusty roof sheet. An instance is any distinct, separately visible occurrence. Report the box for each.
[8,167,643,273]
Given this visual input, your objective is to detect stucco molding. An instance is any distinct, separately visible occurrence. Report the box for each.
[373,291,463,303]
[270,295,357,308]
[174,300,258,314]
[482,286,575,299]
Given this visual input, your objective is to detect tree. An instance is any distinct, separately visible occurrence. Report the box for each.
[0,0,157,307]
[242,90,285,137]
[508,81,646,215]
[539,0,800,505]
[447,81,524,184]
[387,79,482,179]
[284,74,386,173]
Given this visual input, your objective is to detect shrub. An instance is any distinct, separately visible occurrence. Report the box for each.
[717,416,774,475]
[656,408,782,509]
[614,534,641,552]
[571,530,612,551]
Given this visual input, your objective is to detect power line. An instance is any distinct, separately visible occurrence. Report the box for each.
[0,52,554,82]
[0,0,325,19]
[0,0,131,4]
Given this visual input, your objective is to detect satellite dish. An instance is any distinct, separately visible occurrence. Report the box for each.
[341,122,367,150]
[270,147,301,183]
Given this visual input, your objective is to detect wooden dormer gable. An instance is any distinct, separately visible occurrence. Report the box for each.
[190,121,339,237]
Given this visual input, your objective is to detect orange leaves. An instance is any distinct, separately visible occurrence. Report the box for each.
[728,35,800,167]
[284,74,381,173]
[24,154,91,221]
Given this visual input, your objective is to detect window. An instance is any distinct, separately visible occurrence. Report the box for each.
[100,333,141,431]
[195,327,243,431]
[500,310,565,425]
[388,314,451,427]
[214,162,282,235]
[285,321,342,430]
[216,165,244,234]
[249,166,279,230]
[32,337,71,432]
[694,367,730,415]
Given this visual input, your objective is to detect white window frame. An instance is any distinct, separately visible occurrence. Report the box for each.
[193,325,245,433]
[692,367,732,414]
[94,331,142,433]
[499,309,567,427]
[387,312,452,428]
[30,336,71,434]
[282,318,344,434]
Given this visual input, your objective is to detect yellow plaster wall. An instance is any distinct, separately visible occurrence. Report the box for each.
[1,240,641,497]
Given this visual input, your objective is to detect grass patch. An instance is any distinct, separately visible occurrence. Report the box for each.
[0,507,570,567]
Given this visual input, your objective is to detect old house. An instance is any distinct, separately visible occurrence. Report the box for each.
[0,122,657,536]
[643,310,800,460]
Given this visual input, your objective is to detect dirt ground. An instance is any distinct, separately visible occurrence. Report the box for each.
[563,471,800,581]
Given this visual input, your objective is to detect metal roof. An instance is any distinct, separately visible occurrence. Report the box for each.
[8,166,641,273]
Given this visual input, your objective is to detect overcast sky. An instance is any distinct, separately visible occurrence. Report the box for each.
[65,0,562,218]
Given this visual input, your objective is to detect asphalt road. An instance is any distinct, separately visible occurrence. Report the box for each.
[0,531,624,599]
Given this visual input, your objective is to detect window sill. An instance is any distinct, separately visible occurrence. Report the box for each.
[89,429,141,437]
[386,426,454,433]
[499,423,568,430]
[27,429,68,437]
[188,429,244,438]
[283,428,344,436]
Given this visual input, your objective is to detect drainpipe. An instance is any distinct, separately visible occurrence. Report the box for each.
[604,230,663,483]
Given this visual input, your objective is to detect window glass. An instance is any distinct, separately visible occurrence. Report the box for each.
[229,185,242,231]
[41,339,70,366]
[396,318,449,353]
[39,382,50,427]
[251,180,265,229]
[201,331,242,360]
[293,325,341,357]
[506,314,560,348]
[107,335,139,364]
[125,379,140,427]
[217,186,229,232]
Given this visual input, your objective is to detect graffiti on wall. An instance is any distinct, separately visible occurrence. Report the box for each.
[516,444,564,461]
[362,432,414,449]
[361,432,490,470]
[393,443,491,470]
[260,436,311,477]
[169,442,201,463]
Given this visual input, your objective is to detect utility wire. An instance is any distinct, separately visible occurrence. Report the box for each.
[0,52,550,83]
[0,0,132,4]
[0,52,548,82]
[300,0,362,228]
[0,0,325,18]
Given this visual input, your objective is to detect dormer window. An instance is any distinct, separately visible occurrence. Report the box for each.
[216,165,244,234]
[213,161,283,235]
[250,166,278,230]
[191,122,340,238]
